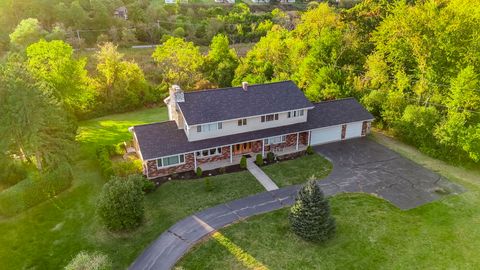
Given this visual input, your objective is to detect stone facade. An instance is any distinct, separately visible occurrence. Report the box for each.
[197,146,231,165]
[299,131,309,145]
[146,153,195,178]
[252,140,263,153]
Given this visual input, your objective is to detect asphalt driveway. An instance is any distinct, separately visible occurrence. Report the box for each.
[315,138,464,210]
[130,138,464,270]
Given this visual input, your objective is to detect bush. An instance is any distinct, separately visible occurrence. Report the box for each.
[306,146,314,155]
[240,156,247,169]
[267,152,275,163]
[97,175,145,231]
[0,161,28,188]
[96,146,114,179]
[204,177,214,192]
[196,167,203,177]
[0,164,73,217]
[112,159,142,177]
[219,167,226,174]
[65,251,112,270]
[289,177,336,243]
[255,154,264,166]
[142,179,156,193]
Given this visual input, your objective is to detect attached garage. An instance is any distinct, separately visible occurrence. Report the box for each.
[310,125,342,145]
[310,121,367,146]
[345,121,363,139]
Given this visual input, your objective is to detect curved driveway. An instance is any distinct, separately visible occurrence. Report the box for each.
[129,138,464,270]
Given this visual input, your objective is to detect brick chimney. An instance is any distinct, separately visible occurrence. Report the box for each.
[242,81,248,91]
[166,85,185,128]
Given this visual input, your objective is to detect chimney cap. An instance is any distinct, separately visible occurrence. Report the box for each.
[242,81,248,91]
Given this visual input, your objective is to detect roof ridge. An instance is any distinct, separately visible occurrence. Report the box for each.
[312,97,356,105]
[183,80,295,95]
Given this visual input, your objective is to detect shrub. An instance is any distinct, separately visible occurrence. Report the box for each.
[219,167,226,174]
[240,156,247,169]
[65,251,112,270]
[306,146,314,155]
[0,161,28,188]
[142,179,156,193]
[96,146,114,179]
[255,154,264,166]
[97,175,144,231]
[289,177,336,243]
[196,167,203,177]
[0,164,73,217]
[204,177,214,192]
[267,152,275,163]
[112,159,142,177]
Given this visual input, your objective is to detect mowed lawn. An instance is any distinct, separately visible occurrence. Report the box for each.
[262,154,332,187]
[0,106,264,269]
[178,137,480,269]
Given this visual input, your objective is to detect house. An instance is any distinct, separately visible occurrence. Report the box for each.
[114,6,128,20]
[130,81,374,179]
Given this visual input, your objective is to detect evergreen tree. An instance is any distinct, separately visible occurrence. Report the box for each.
[289,178,336,243]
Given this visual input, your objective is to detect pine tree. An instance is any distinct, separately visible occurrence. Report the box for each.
[289,178,336,243]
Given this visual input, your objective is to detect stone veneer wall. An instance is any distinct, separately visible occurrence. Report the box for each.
[197,146,231,165]
[146,153,195,178]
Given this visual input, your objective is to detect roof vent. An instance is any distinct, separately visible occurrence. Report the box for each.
[242,82,248,91]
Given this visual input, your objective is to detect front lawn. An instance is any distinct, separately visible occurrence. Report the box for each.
[262,154,332,187]
[178,138,480,269]
[0,106,264,269]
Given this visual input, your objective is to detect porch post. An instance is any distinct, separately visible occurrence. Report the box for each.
[308,130,312,146]
[230,145,233,163]
[296,132,299,151]
[262,139,265,157]
[194,151,197,170]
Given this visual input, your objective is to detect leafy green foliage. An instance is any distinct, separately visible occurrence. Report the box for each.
[266,152,275,163]
[204,34,239,87]
[204,177,214,192]
[152,36,204,89]
[112,159,142,178]
[306,146,314,155]
[94,43,151,113]
[142,179,156,194]
[65,251,112,270]
[96,175,145,231]
[196,167,203,178]
[9,18,46,50]
[95,147,114,179]
[289,178,336,243]
[240,156,247,169]
[255,154,264,166]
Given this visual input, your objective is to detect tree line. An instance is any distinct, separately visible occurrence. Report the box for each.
[0,0,297,52]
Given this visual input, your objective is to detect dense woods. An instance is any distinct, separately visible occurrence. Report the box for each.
[0,0,479,215]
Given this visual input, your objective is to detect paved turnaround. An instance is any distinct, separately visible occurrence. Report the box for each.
[129,138,464,270]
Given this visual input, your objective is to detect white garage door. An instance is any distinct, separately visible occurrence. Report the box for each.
[345,122,363,139]
[310,125,342,145]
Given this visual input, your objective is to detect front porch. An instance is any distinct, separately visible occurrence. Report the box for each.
[199,144,308,172]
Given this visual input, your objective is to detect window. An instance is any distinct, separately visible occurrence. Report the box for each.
[288,109,304,118]
[261,113,279,122]
[197,122,222,133]
[238,119,247,126]
[264,135,286,145]
[196,147,222,158]
[157,154,185,168]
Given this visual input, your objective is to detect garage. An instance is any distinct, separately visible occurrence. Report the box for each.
[345,121,363,139]
[310,121,366,146]
[310,125,342,145]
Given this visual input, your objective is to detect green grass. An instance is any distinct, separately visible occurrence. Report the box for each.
[178,137,480,269]
[262,154,332,187]
[0,106,265,269]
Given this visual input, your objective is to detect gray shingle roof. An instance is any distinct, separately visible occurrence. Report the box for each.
[177,81,314,125]
[133,98,374,160]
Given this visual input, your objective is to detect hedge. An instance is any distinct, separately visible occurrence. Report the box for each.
[96,146,114,179]
[0,165,73,217]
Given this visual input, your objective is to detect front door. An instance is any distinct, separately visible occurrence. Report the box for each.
[234,142,252,155]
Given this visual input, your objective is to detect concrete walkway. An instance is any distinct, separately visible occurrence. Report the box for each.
[129,138,464,270]
[246,158,279,191]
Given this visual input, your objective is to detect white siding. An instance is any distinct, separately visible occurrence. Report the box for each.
[345,122,363,139]
[186,110,308,141]
[310,125,342,145]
